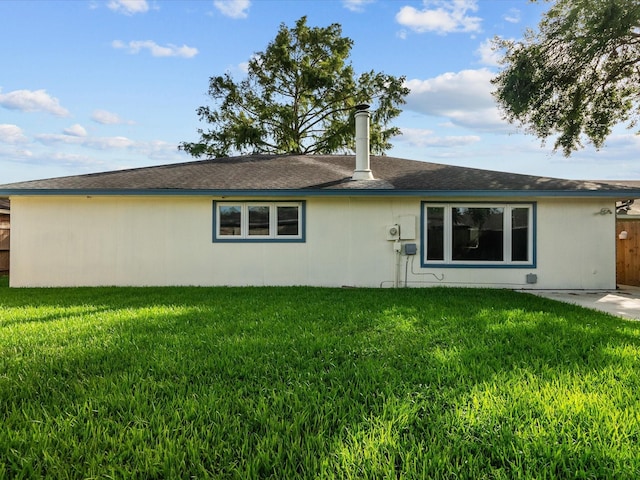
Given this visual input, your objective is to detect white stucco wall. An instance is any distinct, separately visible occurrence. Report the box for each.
[9,195,617,289]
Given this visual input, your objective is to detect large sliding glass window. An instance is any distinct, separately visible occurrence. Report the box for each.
[214,201,305,242]
[422,203,535,267]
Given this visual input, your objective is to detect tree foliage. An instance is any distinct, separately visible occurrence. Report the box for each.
[180,16,409,158]
[492,0,640,155]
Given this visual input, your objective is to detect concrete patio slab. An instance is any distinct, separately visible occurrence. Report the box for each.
[523,285,640,321]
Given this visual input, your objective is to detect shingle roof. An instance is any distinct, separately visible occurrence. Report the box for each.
[0,155,637,196]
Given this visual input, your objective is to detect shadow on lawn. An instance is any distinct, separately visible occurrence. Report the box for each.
[3,286,639,376]
[2,286,640,477]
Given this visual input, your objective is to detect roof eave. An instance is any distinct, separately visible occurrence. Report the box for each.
[1,188,639,198]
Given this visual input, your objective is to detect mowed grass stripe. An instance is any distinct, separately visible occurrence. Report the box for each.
[1,283,639,479]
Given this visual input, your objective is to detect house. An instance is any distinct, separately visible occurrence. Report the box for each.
[1,109,638,289]
[0,199,9,275]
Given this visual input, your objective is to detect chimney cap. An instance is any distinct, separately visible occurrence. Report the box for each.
[355,103,370,112]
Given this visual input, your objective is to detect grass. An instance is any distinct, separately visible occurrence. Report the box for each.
[1,280,639,479]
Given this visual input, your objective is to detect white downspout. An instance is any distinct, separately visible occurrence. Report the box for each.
[352,104,374,181]
[394,240,401,288]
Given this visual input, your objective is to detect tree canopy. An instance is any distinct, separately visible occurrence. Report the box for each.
[180,16,409,158]
[492,0,640,156]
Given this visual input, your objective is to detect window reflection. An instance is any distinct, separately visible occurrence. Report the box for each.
[426,207,444,261]
[248,206,270,236]
[511,208,529,261]
[452,207,504,261]
[277,206,299,236]
[219,205,241,236]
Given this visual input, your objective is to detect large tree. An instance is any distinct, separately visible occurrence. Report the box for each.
[180,16,409,158]
[492,0,640,156]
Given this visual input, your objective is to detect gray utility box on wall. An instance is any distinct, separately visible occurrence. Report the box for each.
[403,243,417,255]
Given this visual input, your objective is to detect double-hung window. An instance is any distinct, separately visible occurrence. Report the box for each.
[422,202,535,267]
[214,201,305,242]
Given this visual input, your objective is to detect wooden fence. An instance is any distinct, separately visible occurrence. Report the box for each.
[0,213,8,274]
[616,218,640,286]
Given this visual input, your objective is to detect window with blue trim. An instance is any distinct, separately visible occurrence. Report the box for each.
[214,201,305,242]
[422,202,535,267]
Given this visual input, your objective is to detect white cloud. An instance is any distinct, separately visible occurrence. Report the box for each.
[343,0,374,12]
[34,131,181,160]
[405,68,511,131]
[0,88,70,117]
[406,69,494,110]
[88,136,136,149]
[112,40,198,58]
[0,143,104,170]
[235,54,261,75]
[0,124,28,144]
[50,152,106,167]
[40,152,102,168]
[36,133,136,150]
[91,109,134,125]
[503,8,521,24]
[10,148,34,160]
[396,127,481,148]
[444,108,506,130]
[214,0,250,19]
[476,38,500,67]
[138,140,182,160]
[396,0,482,35]
[63,124,88,137]
[107,0,149,15]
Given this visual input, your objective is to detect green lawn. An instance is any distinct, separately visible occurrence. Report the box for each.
[1,281,639,479]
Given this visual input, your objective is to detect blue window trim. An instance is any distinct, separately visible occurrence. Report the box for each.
[212,200,306,243]
[420,201,537,269]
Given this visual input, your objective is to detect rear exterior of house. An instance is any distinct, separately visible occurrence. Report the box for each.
[0,199,9,276]
[2,157,630,289]
[1,110,636,289]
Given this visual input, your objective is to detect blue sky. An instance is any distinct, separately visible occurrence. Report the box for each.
[1,0,638,184]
